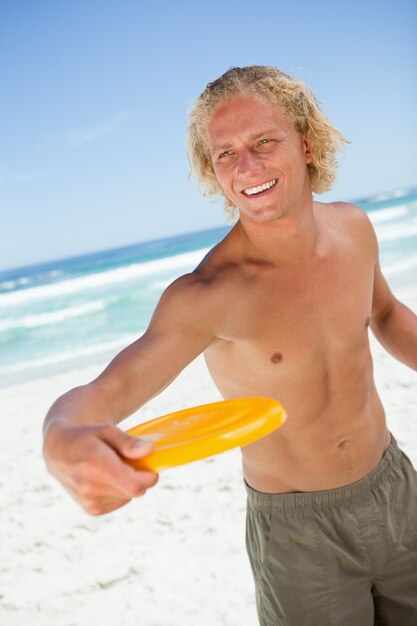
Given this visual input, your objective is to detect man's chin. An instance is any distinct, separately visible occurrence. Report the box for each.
[239,205,286,224]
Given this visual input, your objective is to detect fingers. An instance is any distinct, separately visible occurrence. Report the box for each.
[84,498,130,516]
[93,445,159,499]
[78,467,159,516]
[44,423,159,516]
[74,440,158,504]
[93,426,159,493]
[98,425,155,460]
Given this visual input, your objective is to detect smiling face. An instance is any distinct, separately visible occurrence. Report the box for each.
[207,94,313,223]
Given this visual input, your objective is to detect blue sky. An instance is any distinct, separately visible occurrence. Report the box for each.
[1,0,416,271]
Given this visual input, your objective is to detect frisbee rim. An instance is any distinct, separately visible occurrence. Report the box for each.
[124,397,286,472]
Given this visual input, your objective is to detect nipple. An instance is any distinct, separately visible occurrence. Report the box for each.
[270,352,283,364]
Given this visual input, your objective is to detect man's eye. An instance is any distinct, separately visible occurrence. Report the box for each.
[259,138,271,145]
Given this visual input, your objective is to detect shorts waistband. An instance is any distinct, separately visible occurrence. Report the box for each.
[245,434,401,510]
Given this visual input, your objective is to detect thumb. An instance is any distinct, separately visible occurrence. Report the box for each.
[100,426,155,459]
[123,435,155,460]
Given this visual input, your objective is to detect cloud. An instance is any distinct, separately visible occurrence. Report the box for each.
[11,171,47,184]
[0,170,47,185]
[67,111,136,147]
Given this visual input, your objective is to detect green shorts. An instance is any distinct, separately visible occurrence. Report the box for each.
[245,436,417,626]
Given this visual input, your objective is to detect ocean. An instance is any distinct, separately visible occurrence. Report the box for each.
[1,190,416,387]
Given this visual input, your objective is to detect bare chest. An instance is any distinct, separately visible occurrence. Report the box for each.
[216,252,374,357]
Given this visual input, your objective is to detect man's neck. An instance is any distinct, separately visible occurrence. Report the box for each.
[235,200,320,267]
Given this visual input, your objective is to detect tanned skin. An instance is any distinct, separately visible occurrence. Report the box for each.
[43,95,417,515]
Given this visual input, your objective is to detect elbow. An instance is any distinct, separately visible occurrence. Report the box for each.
[371,298,398,329]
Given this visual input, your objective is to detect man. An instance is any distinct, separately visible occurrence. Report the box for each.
[43,66,417,625]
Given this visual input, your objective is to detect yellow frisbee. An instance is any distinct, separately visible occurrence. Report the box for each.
[124,397,286,472]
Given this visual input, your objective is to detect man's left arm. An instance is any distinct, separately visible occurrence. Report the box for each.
[370,259,417,371]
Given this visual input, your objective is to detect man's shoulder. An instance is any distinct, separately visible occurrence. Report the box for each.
[159,242,235,310]
[317,199,367,219]
[317,200,376,235]
[316,200,379,258]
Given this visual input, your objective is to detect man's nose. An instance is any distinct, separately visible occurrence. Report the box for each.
[236,149,263,178]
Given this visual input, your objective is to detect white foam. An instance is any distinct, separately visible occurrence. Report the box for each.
[375,219,417,242]
[366,189,411,203]
[0,248,210,308]
[0,332,141,375]
[0,270,63,292]
[383,254,417,277]
[368,205,409,224]
[0,280,17,291]
[0,299,111,333]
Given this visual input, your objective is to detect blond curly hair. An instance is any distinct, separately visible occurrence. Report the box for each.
[187,66,349,219]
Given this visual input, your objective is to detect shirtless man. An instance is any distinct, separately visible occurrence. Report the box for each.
[43,66,417,625]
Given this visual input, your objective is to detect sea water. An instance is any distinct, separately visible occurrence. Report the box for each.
[1,190,416,387]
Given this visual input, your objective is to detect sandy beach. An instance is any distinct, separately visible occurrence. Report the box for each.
[1,289,416,626]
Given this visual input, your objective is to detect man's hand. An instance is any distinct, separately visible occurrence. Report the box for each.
[43,423,159,516]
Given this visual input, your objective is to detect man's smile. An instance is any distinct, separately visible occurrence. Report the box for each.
[241,178,278,197]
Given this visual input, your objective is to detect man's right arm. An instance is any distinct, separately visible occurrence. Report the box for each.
[42,272,217,515]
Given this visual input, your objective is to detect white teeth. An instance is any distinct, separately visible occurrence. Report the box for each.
[244,179,277,196]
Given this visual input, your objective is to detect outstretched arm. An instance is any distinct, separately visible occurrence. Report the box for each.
[370,260,417,371]
[43,273,217,515]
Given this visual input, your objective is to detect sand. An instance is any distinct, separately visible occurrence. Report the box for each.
[1,289,416,626]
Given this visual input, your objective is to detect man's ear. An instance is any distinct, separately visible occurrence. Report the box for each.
[303,135,313,164]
